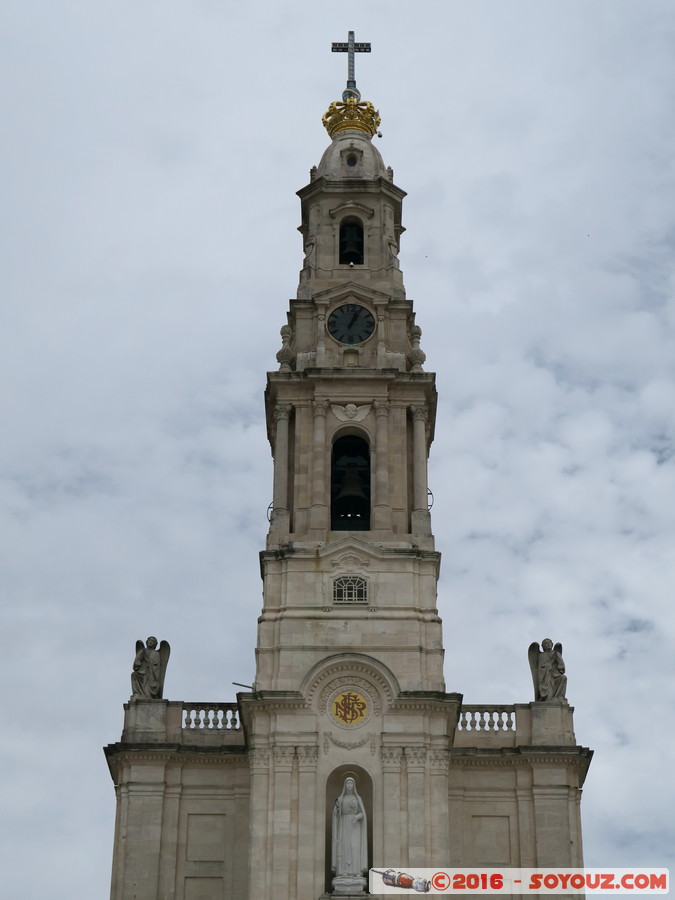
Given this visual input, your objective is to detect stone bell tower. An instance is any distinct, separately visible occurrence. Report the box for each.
[241,31,459,899]
[105,33,591,900]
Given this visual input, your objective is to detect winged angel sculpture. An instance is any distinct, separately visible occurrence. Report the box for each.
[130,636,171,699]
[528,639,567,702]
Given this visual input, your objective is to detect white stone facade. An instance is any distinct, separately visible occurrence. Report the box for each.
[105,92,591,900]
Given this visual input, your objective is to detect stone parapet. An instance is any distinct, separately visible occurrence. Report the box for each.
[455,701,577,748]
[120,699,245,747]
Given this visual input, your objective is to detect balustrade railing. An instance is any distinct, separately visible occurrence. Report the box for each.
[458,705,515,732]
[182,702,241,731]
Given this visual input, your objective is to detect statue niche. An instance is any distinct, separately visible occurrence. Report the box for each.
[331,776,368,894]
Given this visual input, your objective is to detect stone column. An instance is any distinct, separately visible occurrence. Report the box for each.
[405,746,427,867]
[532,783,575,866]
[271,746,296,897]
[376,311,387,367]
[295,746,319,899]
[309,400,329,532]
[270,404,292,539]
[156,768,182,899]
[410,405,431,535]
[248,747,271,899]
[428,750,450,866]
[372,400,392,531]
[120,767,166,899]
[316,310,327,366]
[380,747,403,867]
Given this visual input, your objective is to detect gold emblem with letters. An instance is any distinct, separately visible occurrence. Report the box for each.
[332,690,368,726]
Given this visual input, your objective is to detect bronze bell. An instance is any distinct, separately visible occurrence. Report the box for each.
[339,224,363,265]
[335,467,367,501]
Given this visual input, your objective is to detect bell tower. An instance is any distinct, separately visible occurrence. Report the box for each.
[257,34,443,697]
[105,34,591,900]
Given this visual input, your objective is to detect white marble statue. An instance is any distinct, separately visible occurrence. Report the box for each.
[331,776,367,893]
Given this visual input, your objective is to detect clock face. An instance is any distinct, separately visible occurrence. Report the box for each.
[327,304,375,345]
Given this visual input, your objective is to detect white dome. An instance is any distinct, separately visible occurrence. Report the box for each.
[315,129,388,180]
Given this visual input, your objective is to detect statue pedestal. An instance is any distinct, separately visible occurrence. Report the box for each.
[332,874,367,894]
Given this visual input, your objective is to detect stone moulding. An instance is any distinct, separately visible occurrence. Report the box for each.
[104,745,249,768]
[324,730,375,752]
[303,654,398,708]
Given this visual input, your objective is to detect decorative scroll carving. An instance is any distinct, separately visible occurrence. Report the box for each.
[380,746,403,767]
[330,552,370,570]
[404,746,428,767]
[428,749,450,768]
[325,730,372,751]
[296,745,319,766]
[248,748,271,769]
[273,746,296,766]
[274,403,292,422]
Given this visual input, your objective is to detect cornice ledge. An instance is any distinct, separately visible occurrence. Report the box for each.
[238,690,309,714]
[448,746,593,768]
[391,691,462,712]
[104,743,249,765]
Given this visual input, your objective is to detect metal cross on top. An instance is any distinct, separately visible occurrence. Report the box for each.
[331,30,371,99]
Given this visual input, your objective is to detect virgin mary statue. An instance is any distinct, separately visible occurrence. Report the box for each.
[331,777,368,893]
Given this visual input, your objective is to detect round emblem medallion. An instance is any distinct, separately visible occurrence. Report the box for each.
[329,688,371,728]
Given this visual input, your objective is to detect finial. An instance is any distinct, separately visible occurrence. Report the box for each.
[331,30,370,102]
[324,30,380,138]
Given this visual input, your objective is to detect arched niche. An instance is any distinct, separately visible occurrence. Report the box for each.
[339,217,364,265]
[331,433,371,530]
[324,764,373,894]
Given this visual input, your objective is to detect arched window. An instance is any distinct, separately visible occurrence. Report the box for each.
[333,575,368,604]
[339,218,364,265]
[331,434,370,530]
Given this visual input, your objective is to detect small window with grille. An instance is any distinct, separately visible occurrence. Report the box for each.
[333,575,368,604]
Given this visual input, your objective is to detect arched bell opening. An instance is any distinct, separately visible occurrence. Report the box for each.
[324,765,373,895]
[339,217,364,265]
[331,434,371,530]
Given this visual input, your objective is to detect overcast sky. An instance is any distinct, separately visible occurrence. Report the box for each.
[2,2,675,896]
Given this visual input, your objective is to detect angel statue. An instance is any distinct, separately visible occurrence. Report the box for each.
[528,638,567,702]
[331,776,368,894]
[130,636,170,700]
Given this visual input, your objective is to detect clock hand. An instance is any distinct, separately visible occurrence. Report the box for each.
[348,311,359,328]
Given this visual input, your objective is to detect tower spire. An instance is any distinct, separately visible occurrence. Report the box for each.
[331,30,371,101]
[324,31,380,138]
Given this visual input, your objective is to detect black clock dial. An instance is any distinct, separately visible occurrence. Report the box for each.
[327,304,376,344]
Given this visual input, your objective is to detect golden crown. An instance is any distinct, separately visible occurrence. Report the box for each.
[322,98,381,138]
